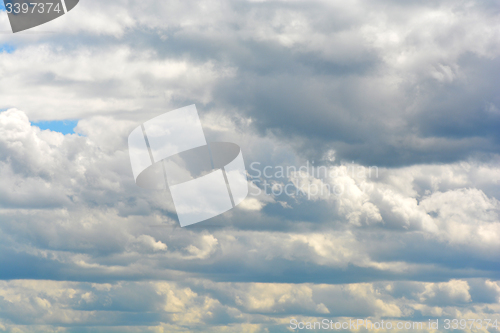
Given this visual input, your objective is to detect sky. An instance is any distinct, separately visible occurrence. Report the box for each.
[0,0,499,332]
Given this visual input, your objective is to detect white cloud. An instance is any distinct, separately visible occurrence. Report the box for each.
[0,0,499,331]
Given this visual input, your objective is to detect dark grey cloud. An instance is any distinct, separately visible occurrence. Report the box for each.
[0,0,499,331]
[2,0,498,167]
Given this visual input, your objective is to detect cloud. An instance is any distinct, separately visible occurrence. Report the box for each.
[0,109,498,284]
[0,279,498,331]
[0,0,499,331]
[1,0,498,166]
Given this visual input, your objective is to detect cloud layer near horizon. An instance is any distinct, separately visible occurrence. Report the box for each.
[0,0,499,332]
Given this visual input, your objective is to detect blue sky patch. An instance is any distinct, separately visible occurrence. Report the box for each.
[0,44,15,53]
[0,1,5,11]
[33,120,79,134]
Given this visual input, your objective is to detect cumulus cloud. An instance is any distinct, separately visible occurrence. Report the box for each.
[0,279,498,332]
[0,0,499,331]
[1,95,499,332]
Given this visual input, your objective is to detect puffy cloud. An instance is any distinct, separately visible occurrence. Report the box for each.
[0,0,499,331]
[421,188,500,253]
[1,0,499,165]
[0,279,498,332]
[417,279,472,305]
[0,109,498,284]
